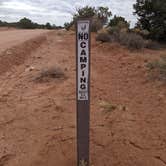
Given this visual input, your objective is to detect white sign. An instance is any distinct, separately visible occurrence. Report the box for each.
[77,20,90,101]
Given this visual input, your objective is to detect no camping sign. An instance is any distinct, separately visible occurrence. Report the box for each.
[76,19,91,166]
[77,20,90,100]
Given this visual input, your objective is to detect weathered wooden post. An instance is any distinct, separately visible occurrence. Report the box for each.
[76,19,91,166]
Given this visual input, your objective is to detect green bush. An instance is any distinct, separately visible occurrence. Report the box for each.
[64,6,112,32]
[0,18,58,29]
[108,15,130,29]
[45,22,52,29]
[134,0,166,41]
[64,22,74,31]
[18,18,34,29]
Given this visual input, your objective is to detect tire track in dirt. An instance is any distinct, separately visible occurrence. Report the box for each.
[0,33,49,75]
[0,30,76,166]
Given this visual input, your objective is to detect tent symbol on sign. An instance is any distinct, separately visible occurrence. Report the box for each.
[81,24,86,31]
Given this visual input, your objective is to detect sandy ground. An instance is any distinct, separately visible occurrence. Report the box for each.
[0,30,166,166]
[0,29,49,52]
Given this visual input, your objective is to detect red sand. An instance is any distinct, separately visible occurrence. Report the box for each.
[0,30,165,166]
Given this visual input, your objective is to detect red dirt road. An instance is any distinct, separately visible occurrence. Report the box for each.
[0,29,49,52]
[0,30,166,166]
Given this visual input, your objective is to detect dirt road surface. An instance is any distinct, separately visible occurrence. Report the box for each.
[0,29,49,53]
[0,30,166,166]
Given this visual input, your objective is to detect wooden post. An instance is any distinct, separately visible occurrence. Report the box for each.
[76,19,91,166]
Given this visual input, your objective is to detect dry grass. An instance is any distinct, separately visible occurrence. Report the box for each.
[147,55,166,82]
[145,40,161,50]
[35,67,66,83]
[96,28,145,50]
[79,160,88,166]
[118,32,145,50]
[96,32,110,42]
[99,101,117,113]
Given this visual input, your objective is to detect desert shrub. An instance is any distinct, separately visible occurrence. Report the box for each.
[105,26,120,42]
[145,40,160,50]
[64,6,112,32]
[64,21,74,31]
[64,17,102,32]
[96,28,145,49]
[119,32,145,49]
[45,22,52,29]
[131,28,141,34]
[140,30,150,38]
[96,31,110,42]
[99,101,117,113]
[18,18,35,29]
[0,17,57,29]
[109,32,120,42]
[107,24,128,36]
[107,16,129,37]
[106,25,145,50]
[35,67,66,83]
[107,26,119,35]
[131,28,150,38]
[91,16,103,32]
[108,15,130,29]
[147,56,166,82]
[79,160,88,166]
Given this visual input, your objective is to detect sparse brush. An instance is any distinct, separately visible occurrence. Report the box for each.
[145,40,160,50]
[57,31,64,36]
[96,32,111,43]
[99,101,117,112]
[35,67,66,83]
[96,27,145,50]
[79,160,88,166]
[119,32,145,50]
[147,55,166,82]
